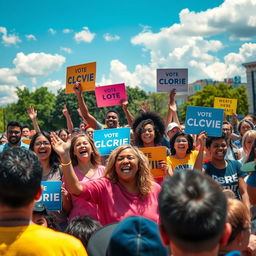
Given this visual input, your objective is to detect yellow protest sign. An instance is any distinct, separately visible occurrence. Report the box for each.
[66,62,96,93]
[139,146,167,179]
[214,97,237,115]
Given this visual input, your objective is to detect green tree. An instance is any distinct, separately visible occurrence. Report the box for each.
[3,87,56,131]
[147,92,169,118]
[180,83,249,121]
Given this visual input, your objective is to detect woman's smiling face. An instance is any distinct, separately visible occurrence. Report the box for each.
[140,124,155,146]
[115,148,139,183]
[174,135,189,155]
[73,136,92,163]
[209,138,227,160]
[33,135,52,161]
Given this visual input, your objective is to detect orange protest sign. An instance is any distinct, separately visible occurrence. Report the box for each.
[214,97,237,115]
[139,146,167,179]
[66,62,96,93]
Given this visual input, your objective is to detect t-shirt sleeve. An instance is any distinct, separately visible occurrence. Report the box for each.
[246,172,256,187]
[233,160,247,178]
[78,178,106,204]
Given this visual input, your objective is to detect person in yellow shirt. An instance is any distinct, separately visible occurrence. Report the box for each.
[167,132,205,175]
[0,147,87,256]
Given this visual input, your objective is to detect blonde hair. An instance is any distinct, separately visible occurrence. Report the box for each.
[104,144,154,198]
[242,130,256,155]
[70,134,101,167]
[226,198,250,244]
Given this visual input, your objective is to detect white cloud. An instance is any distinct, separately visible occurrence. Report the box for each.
[60,47,72,54]
[0,26,21,46]
[0,85,18,105]
[0,68,19,85]
[42,80,65,94]
[100,0,256,88]
[25,34,36,41]
[48,28,56,35]
[63,28,73,34]
[74,27,96,43]
[13,52,66,76]
[100,60,155,91]
[103,33,120,42]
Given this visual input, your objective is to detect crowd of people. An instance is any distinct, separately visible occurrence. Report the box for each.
[1,83,256,256]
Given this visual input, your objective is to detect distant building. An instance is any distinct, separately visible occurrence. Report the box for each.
[176,76,247,110]
[242,61,256,114]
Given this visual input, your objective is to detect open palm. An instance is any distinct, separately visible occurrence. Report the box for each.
[50,132,71,157]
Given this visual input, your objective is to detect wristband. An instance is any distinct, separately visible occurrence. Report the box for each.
[61,160,72,166]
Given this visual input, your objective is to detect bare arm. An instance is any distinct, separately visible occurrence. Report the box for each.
[194,132,207,171]
[239,177,250,211]
[247,184,256,206]
[62,104,74,133]
[27,106,41,133]
[61,187,72,214]
[166,89,180,127]
[50,132,83,196]
[73,82,98,129]
[77,108,88,126]
[121,100,134,127]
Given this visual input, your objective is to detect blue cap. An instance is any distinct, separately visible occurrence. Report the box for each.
[106,216,168,256]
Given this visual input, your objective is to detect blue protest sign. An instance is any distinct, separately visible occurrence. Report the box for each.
[37,181,62,211]
[185,106,224,136]
[93,127,130,155]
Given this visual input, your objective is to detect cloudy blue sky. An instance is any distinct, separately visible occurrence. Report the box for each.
[1,0,256,105]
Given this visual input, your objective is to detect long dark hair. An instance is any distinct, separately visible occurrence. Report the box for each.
[29,131,60,173]
[132,111,165,147]
[246,139,256,163]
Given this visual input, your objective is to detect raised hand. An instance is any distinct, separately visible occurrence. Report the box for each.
[27,106,37,120]
[73,82,82,96]
[140,102,150,113]
[50,132,71,158]
[197,131,207,149]
[121,100,128,111]
[62,104,69,117]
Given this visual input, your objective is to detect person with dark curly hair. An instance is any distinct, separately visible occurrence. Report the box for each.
[132,111,170,183]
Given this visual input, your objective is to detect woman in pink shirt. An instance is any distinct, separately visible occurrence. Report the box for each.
[63,134,105,221]
[51,133,160,226]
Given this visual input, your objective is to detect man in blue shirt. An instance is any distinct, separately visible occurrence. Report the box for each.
[0,121,29,152]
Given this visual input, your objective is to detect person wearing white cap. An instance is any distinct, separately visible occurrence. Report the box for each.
[166,122,181,140]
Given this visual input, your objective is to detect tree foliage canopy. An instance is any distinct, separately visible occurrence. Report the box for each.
[179,83,249,121]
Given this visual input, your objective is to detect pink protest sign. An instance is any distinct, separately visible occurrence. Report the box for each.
[95,83,127,108]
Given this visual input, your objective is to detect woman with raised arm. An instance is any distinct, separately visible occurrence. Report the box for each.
[29,131,67,229]
[51,132,160,226]
[203,135,250,210]
[30,131,61,181]
[167,131,206,175]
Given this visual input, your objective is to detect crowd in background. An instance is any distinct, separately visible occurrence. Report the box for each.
[1,83,256,256]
